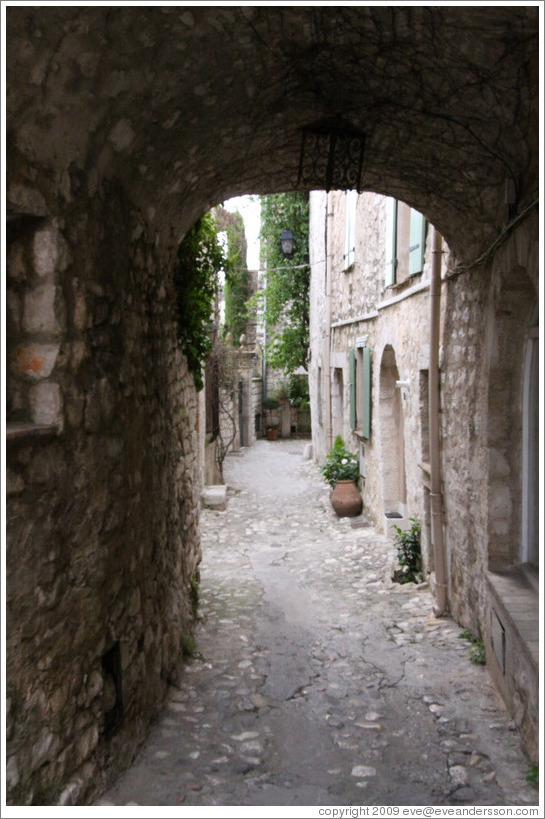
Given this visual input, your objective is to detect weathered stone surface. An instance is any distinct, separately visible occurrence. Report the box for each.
[4,4,538,808]
[29,381,63,427]
[33,227,60,277]
[15,343,60,380]
[5,7,538,259]
[22,284,60,334]
[5,199,202,806]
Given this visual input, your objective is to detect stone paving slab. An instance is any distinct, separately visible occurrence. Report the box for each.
[96,439,538,809]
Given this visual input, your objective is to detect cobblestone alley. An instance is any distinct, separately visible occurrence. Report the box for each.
[96,439,537,809]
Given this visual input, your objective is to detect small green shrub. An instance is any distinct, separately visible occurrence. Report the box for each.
[526,765,538,786]
[459,628,486,665]
[392,518,422,584]
[190,575,200,618]
[286,374,310,408]
[181,635,204,661]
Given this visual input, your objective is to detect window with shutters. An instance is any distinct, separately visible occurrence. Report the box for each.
[349,345,371,439]
[384,198,427,287]
[344,189,357,270]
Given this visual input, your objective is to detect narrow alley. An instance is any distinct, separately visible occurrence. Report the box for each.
[96,440,537,809]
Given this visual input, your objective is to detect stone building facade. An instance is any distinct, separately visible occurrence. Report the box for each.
[308,190,539,763]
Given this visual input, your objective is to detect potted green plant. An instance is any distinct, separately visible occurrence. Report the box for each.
[262,396,281,440]
[321,435,362,517]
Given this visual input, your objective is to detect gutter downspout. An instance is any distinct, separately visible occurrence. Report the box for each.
[429,226,448,617]
[262,265,267,402]
[324,192,333,449]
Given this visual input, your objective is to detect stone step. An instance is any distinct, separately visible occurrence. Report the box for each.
[201,485,227,510]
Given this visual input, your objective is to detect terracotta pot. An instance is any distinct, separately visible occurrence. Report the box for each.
[266,427,278,441]
[330,479,363,518]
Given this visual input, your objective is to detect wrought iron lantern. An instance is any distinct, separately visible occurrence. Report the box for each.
[280,229,295,256]
[297,119,366,192]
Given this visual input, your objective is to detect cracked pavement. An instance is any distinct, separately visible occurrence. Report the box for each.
[96,439,537,809]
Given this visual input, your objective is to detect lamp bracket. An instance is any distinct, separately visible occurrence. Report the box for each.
[297,118,365,192]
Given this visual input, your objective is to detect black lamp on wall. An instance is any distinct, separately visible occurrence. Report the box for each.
[280,229,295,257]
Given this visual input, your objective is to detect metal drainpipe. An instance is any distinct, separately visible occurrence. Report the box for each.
[324,192,333,449]
[262,267,267,402]
[429,226,448,617]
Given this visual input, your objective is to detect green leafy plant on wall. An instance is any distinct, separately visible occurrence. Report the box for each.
[173,211,227,391]
[254,191,310,375]
[216,208,251,345]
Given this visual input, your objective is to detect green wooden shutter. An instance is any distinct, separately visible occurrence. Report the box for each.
[349,348,357,430]
[362,347,371,439]
[409,209,426,276]
[385,197,398,286]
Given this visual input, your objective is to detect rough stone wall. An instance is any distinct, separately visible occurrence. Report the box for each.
[440,214,539,761]
[5,184,201,805]
[441,212,539,622]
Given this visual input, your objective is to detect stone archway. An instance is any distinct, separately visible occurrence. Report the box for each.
[5,5,538,257]
[4,4,539,805]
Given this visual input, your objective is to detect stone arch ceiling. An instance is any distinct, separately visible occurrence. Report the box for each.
[7,5,539,260]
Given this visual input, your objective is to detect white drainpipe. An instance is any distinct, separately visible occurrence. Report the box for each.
[429,226,448,616]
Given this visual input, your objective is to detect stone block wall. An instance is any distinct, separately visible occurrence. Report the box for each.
[6,217,67,429]
[441,212,538,627]
[5,185,202,805]
[440,214,539,761]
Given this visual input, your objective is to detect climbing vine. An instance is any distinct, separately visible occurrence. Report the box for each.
[216,208,251,345]
[257,191,310,374]
[173,211,226,391]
